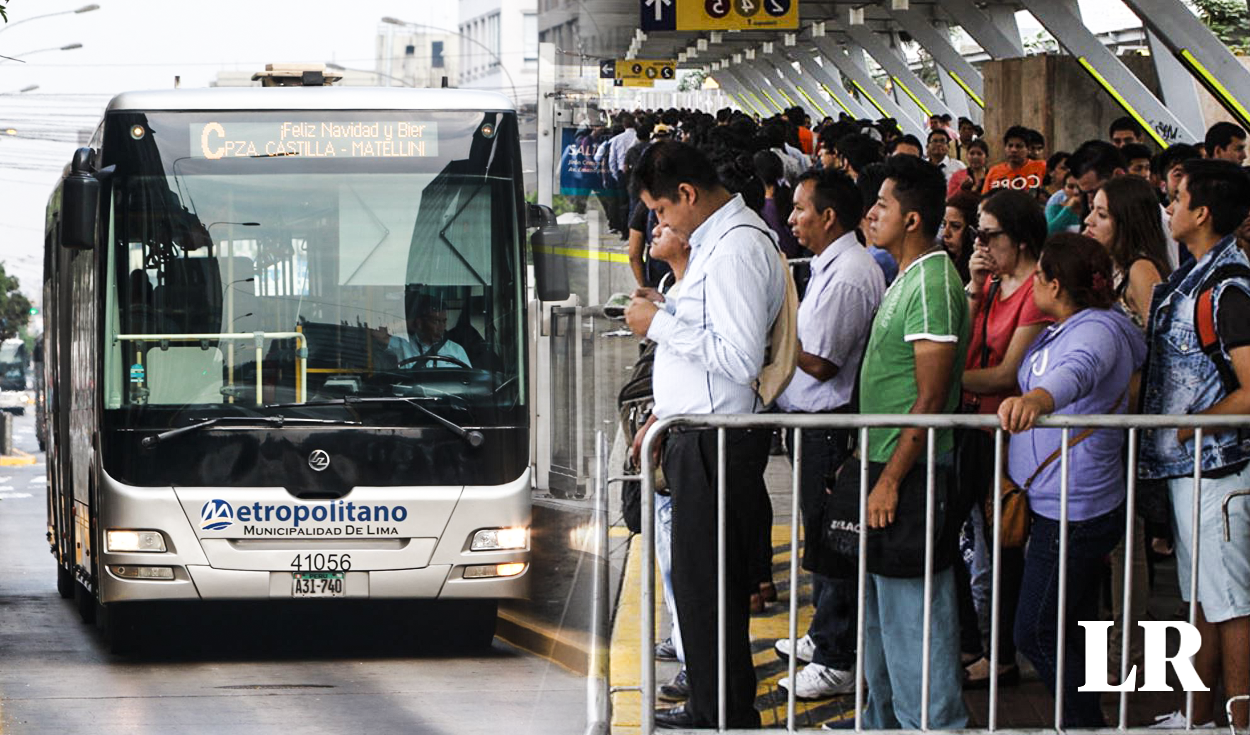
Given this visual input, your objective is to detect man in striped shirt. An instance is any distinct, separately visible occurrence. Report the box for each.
[624,141,785,730]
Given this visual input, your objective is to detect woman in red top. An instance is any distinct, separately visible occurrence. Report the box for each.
[956,189,1052,689]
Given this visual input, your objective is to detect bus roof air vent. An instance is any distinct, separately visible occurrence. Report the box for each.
[251,63,343,87]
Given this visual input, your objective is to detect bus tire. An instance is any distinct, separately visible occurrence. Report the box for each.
[74,580,96,624]
[98,602,141,655]
[56,562,74,599]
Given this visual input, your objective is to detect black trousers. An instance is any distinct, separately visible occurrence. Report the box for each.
[664,426,770,729]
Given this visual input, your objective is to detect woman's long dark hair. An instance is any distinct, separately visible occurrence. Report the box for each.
[752,149,793,224]
[1040,233,1117,310]
[1099,175,1173,280]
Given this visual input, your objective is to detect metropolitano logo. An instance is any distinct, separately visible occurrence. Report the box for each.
[200,499,235,531]
[1078,621,1209,692]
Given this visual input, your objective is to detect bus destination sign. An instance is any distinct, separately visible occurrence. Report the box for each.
[192,120,440,159]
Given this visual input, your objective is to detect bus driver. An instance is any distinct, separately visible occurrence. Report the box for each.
[372,294,472,369]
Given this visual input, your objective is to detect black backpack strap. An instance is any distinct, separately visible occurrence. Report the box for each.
[1194,263,1250,393]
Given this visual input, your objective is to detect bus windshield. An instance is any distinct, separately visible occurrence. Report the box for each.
[100,109,525,428]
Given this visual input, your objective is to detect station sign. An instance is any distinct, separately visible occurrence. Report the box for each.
[600,59,677,82]
[614,78,655,88]
[641,0,798,31]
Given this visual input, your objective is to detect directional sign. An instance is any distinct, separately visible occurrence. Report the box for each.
[648,0,797,31]
[599,59,616,79]
[614,78,655,88]
[641,0,677,31]
[612,60,676,82]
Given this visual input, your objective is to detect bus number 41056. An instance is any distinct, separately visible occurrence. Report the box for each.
[291,553,352,572]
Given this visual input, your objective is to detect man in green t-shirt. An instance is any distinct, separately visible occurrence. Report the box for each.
[855,154,970,730]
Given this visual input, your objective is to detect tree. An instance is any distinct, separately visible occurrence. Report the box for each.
[0,263,32,342]
[1188,0,1250,54]
[0,1,8,23]
[678,69,707,92]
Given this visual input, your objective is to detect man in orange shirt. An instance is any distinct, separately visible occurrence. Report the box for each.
[982,125,1047,194]
[789,107,814,155]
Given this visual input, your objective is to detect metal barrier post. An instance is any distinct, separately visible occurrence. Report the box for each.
[717,427,728,732]
[921,428,937,731]
[787,429,802,731]
[855,426,870,732]
[640,421,660,735]
[989,428,1004,730]
[1120,427,1140,728]
[1056,427,1072,730]
[585,431,612,735]
[1186,428,1204,729]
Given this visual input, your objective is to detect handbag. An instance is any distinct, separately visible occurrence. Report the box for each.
[814,459,958,579]
[991,427,1096,548]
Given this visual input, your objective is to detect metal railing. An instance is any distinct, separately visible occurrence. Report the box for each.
[630,412,1250,735]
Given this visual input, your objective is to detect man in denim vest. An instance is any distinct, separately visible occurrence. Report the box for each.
[1140,159,1250,731]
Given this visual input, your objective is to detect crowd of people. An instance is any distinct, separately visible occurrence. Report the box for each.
[597,105,1250,731]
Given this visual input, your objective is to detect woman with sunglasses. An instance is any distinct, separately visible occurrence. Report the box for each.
[955,189,1053,690]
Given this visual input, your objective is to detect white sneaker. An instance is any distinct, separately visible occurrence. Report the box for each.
[1149,711,1216,729]
[778,663,856,700]
[774,634,816,664]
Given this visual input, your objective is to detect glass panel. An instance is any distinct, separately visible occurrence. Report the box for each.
[101,110,524,428]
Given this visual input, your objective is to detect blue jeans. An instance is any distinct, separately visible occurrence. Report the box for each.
[862,567,968,730]
[655,492,684,662]
[1014,504,1125,728]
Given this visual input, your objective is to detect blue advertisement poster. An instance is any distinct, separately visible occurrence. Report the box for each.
[558,127,600,196]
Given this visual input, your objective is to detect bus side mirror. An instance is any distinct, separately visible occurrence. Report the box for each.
[526,202,556,229]
[61,147,99,250]
[528,204,571,302]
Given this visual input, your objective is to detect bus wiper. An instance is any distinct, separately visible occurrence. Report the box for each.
[141,415,360,448]
[267,397,485,448]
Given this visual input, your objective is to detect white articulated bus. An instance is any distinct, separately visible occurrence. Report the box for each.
[42,71,562,652]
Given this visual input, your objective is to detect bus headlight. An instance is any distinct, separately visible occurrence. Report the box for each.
[464,562,526,579]
[470,527,528,551]
[106,530,167,553]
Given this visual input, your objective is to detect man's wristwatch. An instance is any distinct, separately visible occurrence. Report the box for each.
[965,283,980,299]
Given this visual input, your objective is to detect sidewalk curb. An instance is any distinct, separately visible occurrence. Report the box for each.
[0,449,36,467]
[496,607,594,676]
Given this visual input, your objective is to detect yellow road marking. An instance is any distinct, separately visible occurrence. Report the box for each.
[533,244,631,264]
[0,449,36,467]
[609,525,855,731]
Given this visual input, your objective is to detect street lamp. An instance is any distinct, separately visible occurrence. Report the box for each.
[0,43,84,64]
[0,4,99,35]
[325,63,413,87]
[380,16,519,104]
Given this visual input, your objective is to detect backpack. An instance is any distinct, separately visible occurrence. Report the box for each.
[1193,263,1250,394]
[720,224,800,407]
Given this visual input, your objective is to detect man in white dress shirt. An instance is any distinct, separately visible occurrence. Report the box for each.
[624,141,785,730]
[772,168,885,702]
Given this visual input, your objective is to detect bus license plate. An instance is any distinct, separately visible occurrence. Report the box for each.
[292,572,345,598]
